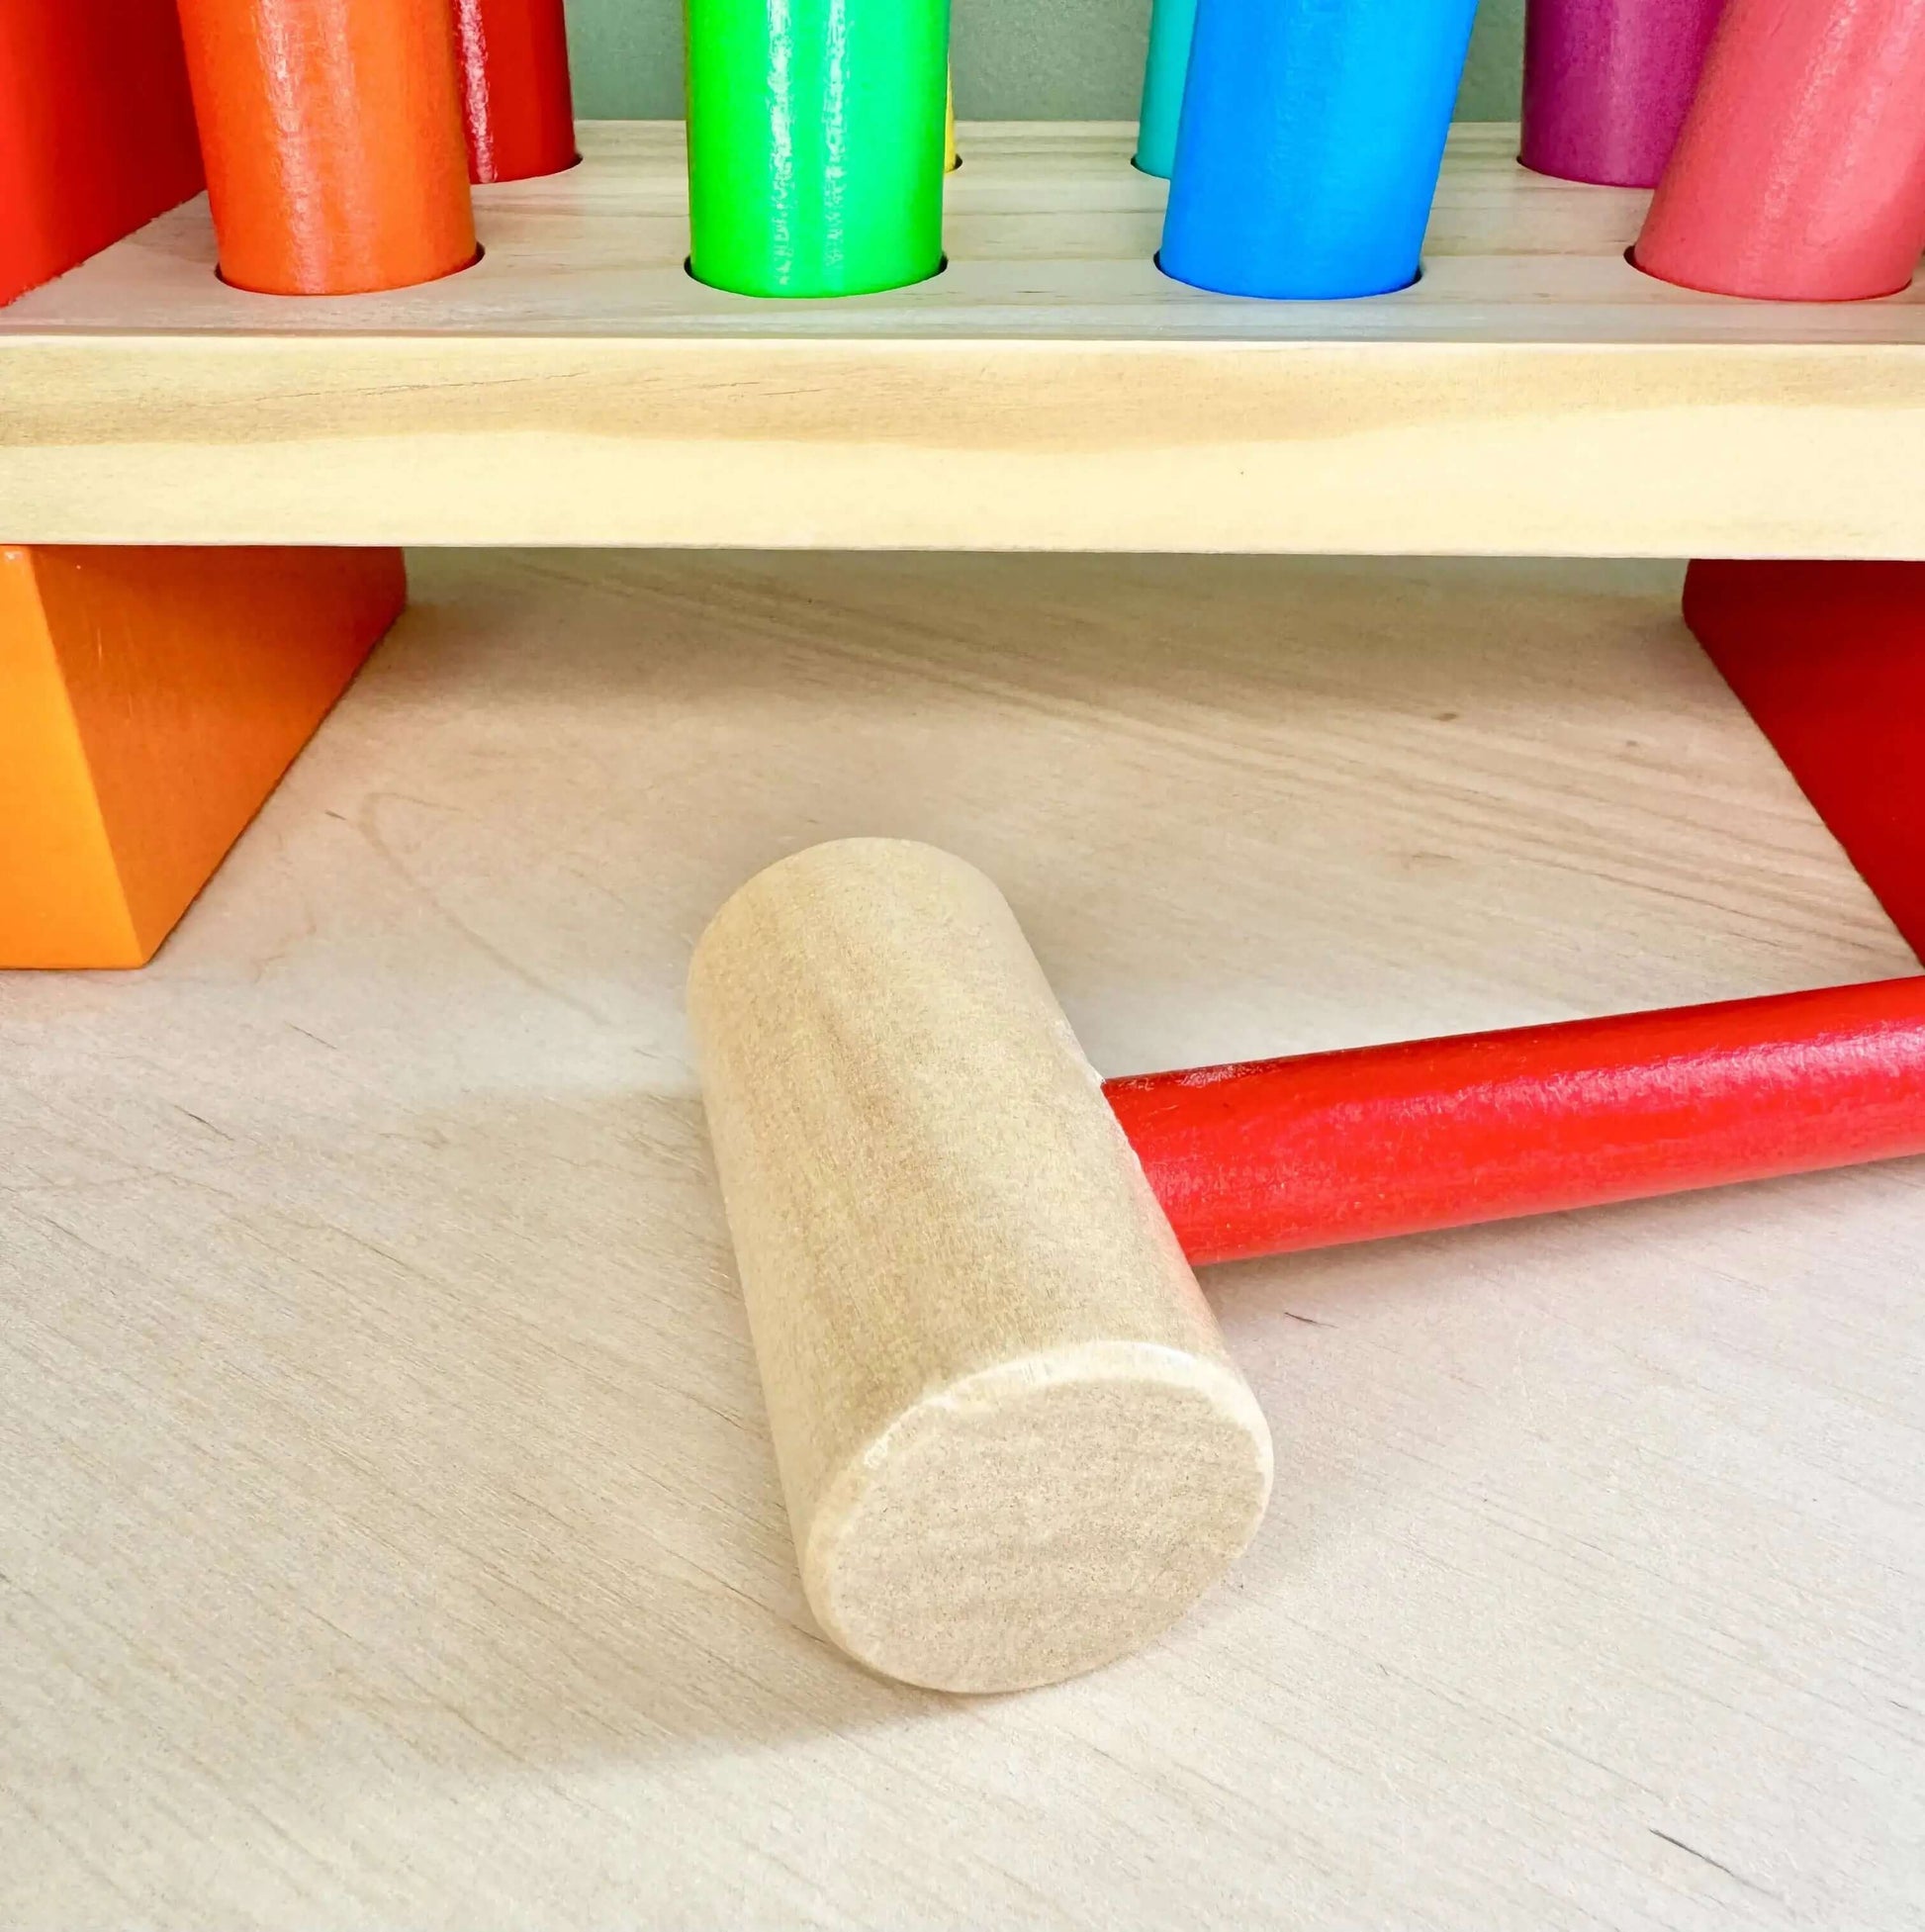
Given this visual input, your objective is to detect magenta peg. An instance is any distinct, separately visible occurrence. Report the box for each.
[1520,0,1725,188]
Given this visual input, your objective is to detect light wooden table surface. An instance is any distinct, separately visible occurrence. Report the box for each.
[4,551,1922,1929]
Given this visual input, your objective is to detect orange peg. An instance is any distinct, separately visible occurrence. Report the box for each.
[173,0,477,296]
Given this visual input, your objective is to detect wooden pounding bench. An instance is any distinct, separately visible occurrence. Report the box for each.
[3,120,1922,964]
[5,121,1925,556]
[3,93,1924,1932]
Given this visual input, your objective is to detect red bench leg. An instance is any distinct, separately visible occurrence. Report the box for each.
[1684,558,1925,962]
[0,0,205,308]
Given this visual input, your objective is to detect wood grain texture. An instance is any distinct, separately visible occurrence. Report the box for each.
[3,551,1922,1927]
[690,839,1270,1692]
[4,123,1925,549]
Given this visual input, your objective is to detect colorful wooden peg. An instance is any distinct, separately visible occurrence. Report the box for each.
[1519,0,1725,187]
[454,0,580,185]
[1136,0,1199,178]
[686,0,949,297]
[1160,0,1480,299]
[173,0,478,296]
[1636,0,1925,300]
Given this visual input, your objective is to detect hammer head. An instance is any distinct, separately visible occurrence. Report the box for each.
[689,840,1272,1693]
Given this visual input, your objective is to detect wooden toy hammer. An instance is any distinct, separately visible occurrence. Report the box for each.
[690,840,1925,1694]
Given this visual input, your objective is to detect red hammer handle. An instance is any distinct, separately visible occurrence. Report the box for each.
[1106,977,1925,1266]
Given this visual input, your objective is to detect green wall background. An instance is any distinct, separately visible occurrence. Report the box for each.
[565,0,1526,123]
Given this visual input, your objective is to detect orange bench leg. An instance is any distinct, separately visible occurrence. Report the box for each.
[0,546,406,968]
